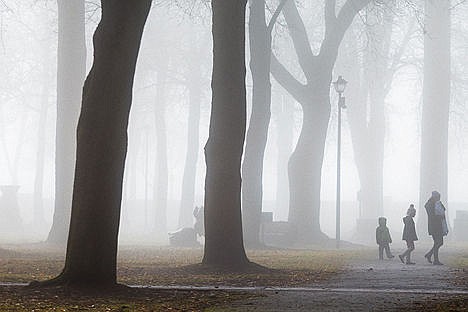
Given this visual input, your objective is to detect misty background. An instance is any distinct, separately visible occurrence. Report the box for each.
[1,0,467,244]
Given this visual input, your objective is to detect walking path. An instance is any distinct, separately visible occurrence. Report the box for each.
[224,250,468,311]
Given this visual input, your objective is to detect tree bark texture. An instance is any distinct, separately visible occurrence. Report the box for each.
[202,0,250,267]
[49,0,151,286]
[47,0,86,244]
[418,0,450,232]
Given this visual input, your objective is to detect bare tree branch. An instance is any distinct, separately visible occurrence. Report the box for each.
[384,16,416,94]
[336,0,372,39]
[270,53,306,104]
[282,0,315,79]
[320,0,371,61]
[450,0,468,10]
[267,0,288,33]
[0,0,13,13]
[325,0,337,31]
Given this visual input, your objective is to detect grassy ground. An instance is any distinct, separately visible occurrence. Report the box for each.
[0,245,359,311]
[117,247,365,287]
[447,246,468,269]
[0,246,368,287]
[446,244,468,290]
[0,285,259,311]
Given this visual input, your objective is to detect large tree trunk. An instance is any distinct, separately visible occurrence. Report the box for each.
[418,0,450,232]
[287,92,330,243]
[242,0,272,247]
[202,0,250,267]
[178,41,202,229]
[37,0,151,287]
[47,0,86,245]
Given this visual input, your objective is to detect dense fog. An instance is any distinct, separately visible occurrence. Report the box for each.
[0,0,467,245]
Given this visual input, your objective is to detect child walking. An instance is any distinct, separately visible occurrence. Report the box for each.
[399,204,418,265]
[376,217,395,260]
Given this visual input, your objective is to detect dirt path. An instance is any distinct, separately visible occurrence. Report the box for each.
[224,250,468,311]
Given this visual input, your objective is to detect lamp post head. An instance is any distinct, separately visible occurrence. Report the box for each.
[333,75,348,94]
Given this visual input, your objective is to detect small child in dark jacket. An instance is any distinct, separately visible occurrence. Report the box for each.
[399,204,418,265]
[376,217,395,260]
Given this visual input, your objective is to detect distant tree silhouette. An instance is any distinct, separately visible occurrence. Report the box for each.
[242,0,287,247]
[154,57,169,238]
[339,3,415,236]
[35,0,152,287]
[33,22,54,227]
[179,34,205,229]
[47,0,86,245]
[202,0,250,267]
[418,0,451,233]
[271,0,371,244]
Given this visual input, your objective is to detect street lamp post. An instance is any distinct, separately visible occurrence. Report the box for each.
[332,75,347,249]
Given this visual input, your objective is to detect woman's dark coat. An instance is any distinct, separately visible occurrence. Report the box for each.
[425,199,444,237]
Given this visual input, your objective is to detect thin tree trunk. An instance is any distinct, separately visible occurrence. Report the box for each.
[242,0,272,247]
[47,0,86,245]
[35,0,151,287]
[202,0,250,267]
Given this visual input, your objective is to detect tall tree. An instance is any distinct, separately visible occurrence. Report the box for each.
[36,0,152,287]
[47,0,86,244]
[418,0,451,231]
[242,0,287,247]
[271,0,371,244]
[203,0,250,267]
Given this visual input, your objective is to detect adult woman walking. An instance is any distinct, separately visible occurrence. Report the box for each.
[424,191,449,265]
